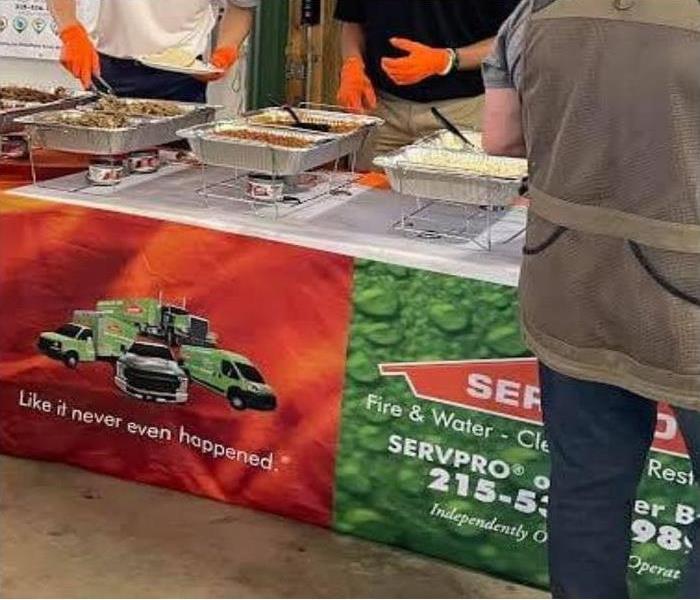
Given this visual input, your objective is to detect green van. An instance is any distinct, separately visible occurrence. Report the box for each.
[180,345,277,411]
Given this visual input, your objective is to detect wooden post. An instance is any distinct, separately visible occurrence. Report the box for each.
[286,0,342,106]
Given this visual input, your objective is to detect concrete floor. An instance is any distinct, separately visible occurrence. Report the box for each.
[1,456,546,598]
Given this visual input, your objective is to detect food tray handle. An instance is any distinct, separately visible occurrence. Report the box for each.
[176,123,216,140]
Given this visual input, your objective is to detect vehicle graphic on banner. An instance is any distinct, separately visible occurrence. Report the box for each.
[180,346,277,411]
[37,311,138,368]
[97,297,217,347]
[115,341,189,404]
[36,297,276,411]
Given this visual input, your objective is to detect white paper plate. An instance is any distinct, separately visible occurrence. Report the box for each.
[137,57,224,77]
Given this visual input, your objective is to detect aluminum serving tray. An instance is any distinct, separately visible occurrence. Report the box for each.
[244,107,383,157]
[17,99,217,155]
[0,88,94,134]
[374,146,526,206]
[178,121,342,176]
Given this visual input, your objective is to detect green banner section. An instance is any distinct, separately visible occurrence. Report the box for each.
[334,258,699,598]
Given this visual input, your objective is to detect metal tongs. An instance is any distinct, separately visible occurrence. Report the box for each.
[430,106,479,152]
[90,75,117,98]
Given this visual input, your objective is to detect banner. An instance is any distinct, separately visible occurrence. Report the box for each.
[0,197,353,526]
[1,196,699,598]
[0,0,95,59]
[334,259,700,599]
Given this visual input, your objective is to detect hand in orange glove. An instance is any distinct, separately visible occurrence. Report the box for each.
[337,56,377,114]
[381,38,452,86]
[196,46,239,82]
[59,24,100,90]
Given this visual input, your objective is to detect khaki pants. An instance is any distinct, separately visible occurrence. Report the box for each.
[358,92,485,171]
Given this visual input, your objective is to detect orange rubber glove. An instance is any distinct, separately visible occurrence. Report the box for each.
[195,46,238,82]
[381,37,452,86]
[59,24,100,90]
[337,56,377,114]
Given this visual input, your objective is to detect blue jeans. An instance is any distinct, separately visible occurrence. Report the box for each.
[99,54,207,103]
[540,365,700,598]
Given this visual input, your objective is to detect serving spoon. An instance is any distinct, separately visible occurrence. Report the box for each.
[430,106,479,152]
[282,105,331,133]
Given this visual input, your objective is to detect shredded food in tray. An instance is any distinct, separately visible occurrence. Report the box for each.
[0,86,67,104]
[405,149,527,179]
[251,113,360,134]
[214,128,317,148]
[50,111,132,129]
[94,97,185,117]
[427,130,484,152]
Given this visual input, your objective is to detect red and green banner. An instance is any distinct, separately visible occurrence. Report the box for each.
[1,195,698,598]
[0,195,353,526]
[335,260,699,599]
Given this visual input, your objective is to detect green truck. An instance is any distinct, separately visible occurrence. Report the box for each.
[180,345,277,411]
[37,311,138,368]
[96,298,217,347]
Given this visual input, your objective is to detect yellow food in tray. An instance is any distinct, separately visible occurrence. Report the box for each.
[404,148,527,179]
[424,130,484,152]
[143,48,196,68]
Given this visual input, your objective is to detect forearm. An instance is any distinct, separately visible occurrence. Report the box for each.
[47,0,79,31]
[341,23,366,60]
[483,88,527,158]
[216,4,255,50]
[456,37,496,71]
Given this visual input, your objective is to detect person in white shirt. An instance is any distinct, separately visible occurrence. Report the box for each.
[47,0,259,103]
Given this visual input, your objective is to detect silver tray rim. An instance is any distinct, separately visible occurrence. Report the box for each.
[83,96,218,116]
[0,87,95,132]
[179,120,339,152]
[16,99,218,131]
[16,100,218,155]
[0,87,93,112]
[243,106,384,133]
[15,112,145,132]
[374,146,527,184]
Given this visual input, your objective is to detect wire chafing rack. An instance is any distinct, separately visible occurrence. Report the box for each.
[178,104,383,218]
[374,135,528,251]
[0,87,94,161]
[194,167,359,220]
[16,100,217,194]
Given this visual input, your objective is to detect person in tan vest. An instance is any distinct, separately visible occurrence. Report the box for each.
[482,0,700,597]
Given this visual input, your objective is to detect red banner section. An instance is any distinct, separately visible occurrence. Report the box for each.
[0,197,354,526]
[380,359,689,457]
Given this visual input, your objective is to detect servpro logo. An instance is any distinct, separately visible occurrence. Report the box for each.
[379,359,688,459]
[126,306,143,315]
